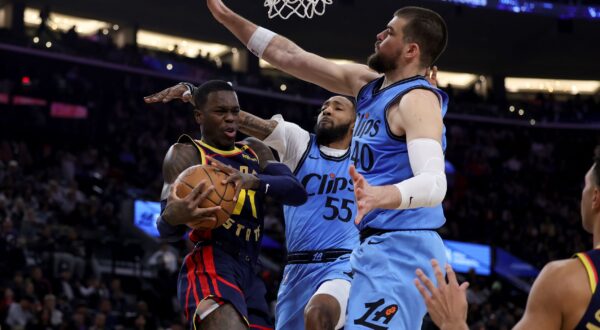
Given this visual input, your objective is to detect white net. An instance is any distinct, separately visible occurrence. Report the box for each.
[264,0,333,19]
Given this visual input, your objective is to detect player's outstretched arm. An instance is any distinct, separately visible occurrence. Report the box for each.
[414,260,469,330]
[238,111,278,141]
[144,83,194,105]
[206,0,378,96]
[144,82,309,173]
[145,82,279,140]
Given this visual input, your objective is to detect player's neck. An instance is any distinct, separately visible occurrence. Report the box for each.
[322,134,352,150]
[200,136,235,151]
[593,220,600,249]
[382,65,425,89]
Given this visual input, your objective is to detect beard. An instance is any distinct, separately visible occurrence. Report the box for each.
[315,121,352,146]
[367,51,397,73]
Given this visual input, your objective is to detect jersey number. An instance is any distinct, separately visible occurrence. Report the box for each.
[351,140,374,171]
[323,197,353,222]
[231,166,258,218]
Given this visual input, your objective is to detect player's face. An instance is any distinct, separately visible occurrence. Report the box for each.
[194,91,240,150]
[315,96,355,146]
[368,16,408,73]
[581,165,600,232]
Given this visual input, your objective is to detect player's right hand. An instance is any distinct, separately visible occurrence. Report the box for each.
[144,83,193,104]
[163,180,221,229]
[208,156,260,202]
[414,260,470,330]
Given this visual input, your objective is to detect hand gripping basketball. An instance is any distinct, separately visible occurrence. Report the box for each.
[207,156,260,202]
[175,165,237,229]
[164,180,221,230]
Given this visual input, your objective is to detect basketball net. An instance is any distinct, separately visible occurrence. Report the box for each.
[264,0,332,19]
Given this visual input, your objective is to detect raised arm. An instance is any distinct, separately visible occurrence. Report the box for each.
[206,0,379,96]
[144,83,278,140]
[414,260,469,330]
[144,83,310,170]
[238,111,278,140]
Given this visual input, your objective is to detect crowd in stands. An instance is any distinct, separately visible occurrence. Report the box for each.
[0,19,599,330]
[2,19,600,124]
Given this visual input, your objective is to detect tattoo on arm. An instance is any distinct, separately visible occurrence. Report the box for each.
[161,143,202,200]
[243,137,275,171]
[163,144,202,183]
[238,111,278,140]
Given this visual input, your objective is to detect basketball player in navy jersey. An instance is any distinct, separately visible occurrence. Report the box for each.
[205,1,449,328]
[153,80,307,330]
[146,82,359,329]
[414,147,600,330]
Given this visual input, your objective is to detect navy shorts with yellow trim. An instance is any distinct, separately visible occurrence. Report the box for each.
[177,244,273,329]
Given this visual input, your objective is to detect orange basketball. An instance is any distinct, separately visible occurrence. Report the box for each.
[175,164,237,230]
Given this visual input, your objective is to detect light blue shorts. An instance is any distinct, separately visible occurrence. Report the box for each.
[344,230,447,330]
[276,254,352,329]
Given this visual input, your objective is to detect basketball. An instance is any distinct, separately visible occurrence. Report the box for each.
[175,164,237,229]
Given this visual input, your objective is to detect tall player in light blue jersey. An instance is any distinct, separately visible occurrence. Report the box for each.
[206,1,450,329]
[146,83,359,330]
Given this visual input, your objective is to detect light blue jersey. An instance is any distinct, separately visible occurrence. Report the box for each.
[351,75,448,232]
[275,133,358,329]
[344,76,449,330]
[283,134,359,252]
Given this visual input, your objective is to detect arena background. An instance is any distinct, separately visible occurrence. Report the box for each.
[0,0,599,328]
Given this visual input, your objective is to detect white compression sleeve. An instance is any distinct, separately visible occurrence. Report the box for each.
[247,27,276,58]
[394,138,447,209]
[311,279,351,330]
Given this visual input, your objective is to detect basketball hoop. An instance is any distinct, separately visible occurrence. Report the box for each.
[264,0,332,19]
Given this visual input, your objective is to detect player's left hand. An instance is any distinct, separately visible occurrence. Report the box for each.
[143,83,193,104]
[414,260,470,330]
[208,156,260,202]
[349,165,401,224]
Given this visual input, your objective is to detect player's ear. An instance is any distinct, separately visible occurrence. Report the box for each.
[593,186,600,211]
[194,109,204,125]
[405,42,420,61]
[349,111,357,132]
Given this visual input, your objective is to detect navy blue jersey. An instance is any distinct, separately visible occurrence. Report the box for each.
[574,249,600,330]
[179,135,265,261]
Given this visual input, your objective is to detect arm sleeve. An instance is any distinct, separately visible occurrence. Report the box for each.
[262,114,311,172]
[156,199,187,242]
[257,162,308,206]
[394,138,447,209]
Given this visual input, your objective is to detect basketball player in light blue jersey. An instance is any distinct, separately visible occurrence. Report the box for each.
[206,1,450,328]
[146,84,359,329]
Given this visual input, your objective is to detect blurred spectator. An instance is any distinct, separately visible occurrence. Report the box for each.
[147,243,178,275]
[40,294,63,327]
[5,295,36,329]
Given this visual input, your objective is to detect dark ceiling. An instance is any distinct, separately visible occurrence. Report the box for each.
[21,0,600,79]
